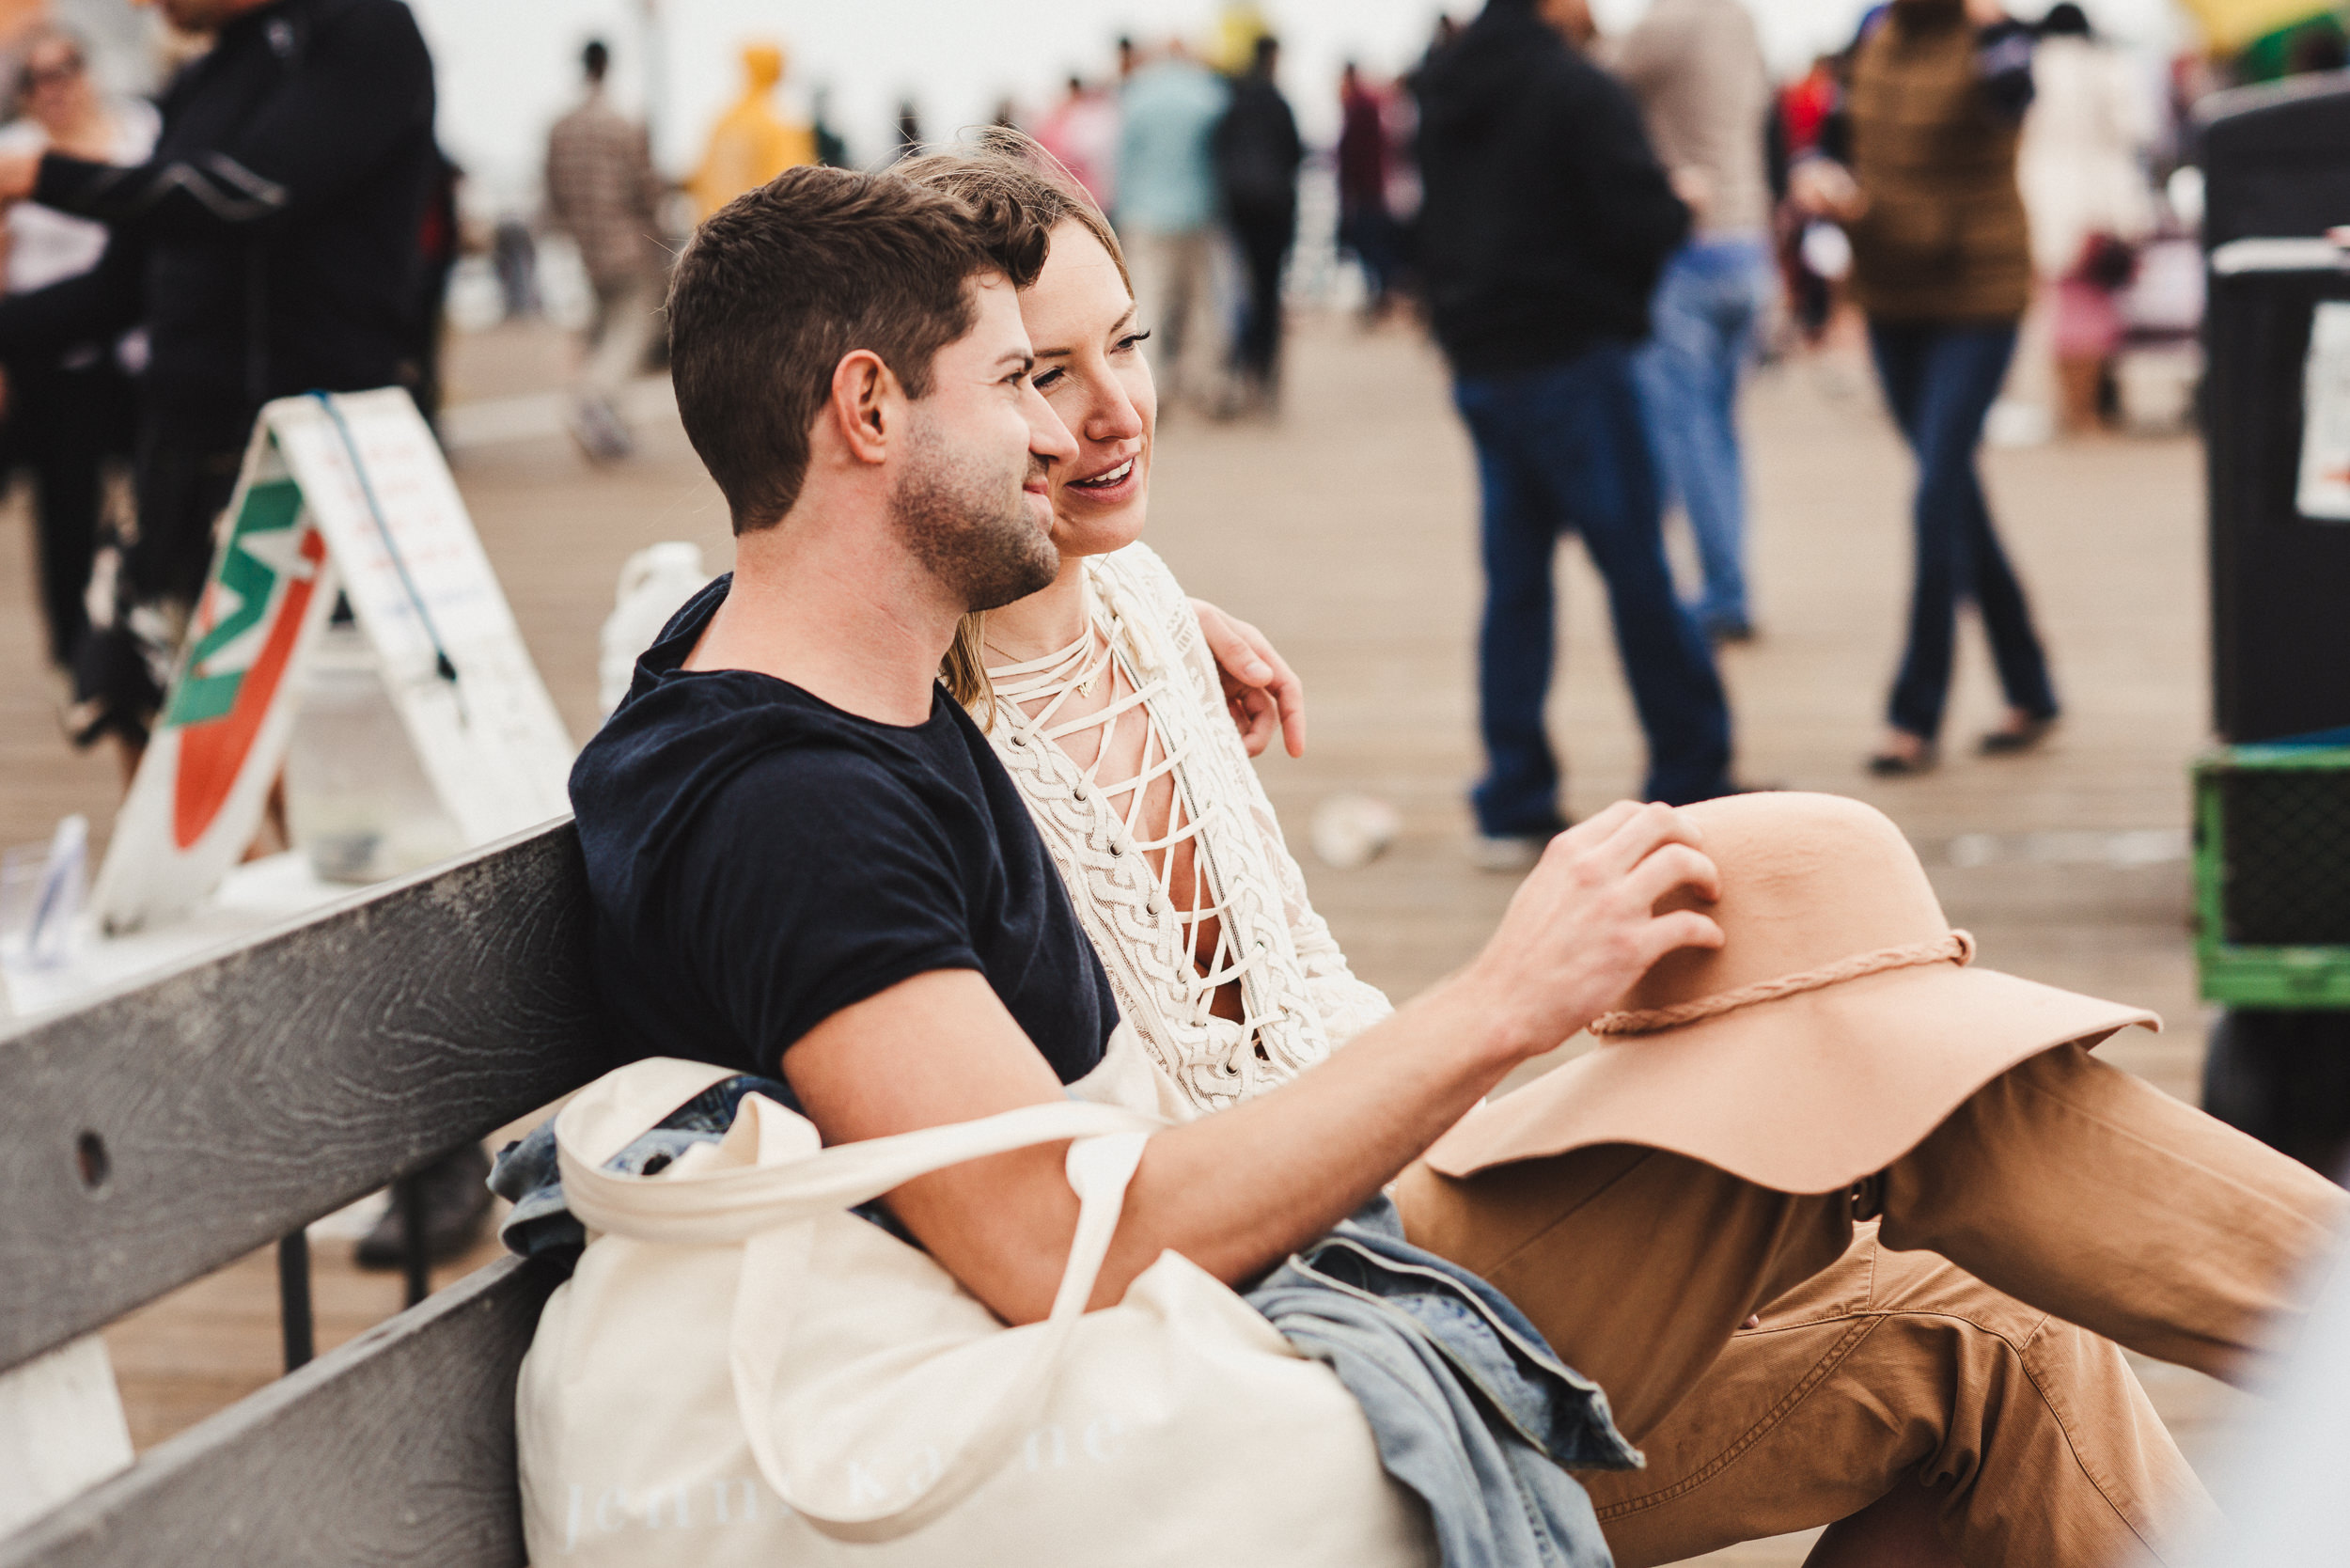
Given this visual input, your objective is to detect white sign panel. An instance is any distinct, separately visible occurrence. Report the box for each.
[265,390,573,844]
[93,389,574,933]
[2297,301,2350,522]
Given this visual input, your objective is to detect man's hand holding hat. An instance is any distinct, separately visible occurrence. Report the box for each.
[1463,801,1726,1061]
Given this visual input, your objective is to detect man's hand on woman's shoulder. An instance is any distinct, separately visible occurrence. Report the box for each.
[1191,597,1307,760]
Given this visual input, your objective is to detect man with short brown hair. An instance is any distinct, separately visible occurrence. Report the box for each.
[666,168,1045,539]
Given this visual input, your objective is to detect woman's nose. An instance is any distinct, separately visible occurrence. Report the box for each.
[1086,383,1144,444]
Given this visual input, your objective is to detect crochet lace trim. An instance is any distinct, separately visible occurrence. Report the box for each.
[980,554,1354,1113]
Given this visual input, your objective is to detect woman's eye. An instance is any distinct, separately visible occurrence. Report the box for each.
[1033,366,1066,392]
[1116,330,1152,354]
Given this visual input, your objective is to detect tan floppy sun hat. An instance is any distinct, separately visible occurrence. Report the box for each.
[1425,792,2160,1196]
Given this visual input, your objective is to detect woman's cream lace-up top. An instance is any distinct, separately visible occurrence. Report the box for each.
[979,544,1392,1119]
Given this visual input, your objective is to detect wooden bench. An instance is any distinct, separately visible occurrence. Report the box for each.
[0,822,603,1566]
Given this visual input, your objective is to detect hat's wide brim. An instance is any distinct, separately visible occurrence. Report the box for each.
[1425,964,2159,1195]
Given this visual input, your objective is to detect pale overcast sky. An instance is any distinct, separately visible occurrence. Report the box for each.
[405,0,2191,208]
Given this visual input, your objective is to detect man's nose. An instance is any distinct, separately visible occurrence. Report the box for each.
[1025,384,1078,463]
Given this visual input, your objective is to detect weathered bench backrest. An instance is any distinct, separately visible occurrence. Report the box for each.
[0,822,605,1566]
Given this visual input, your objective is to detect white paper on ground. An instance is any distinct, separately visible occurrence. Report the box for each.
[0,1336,134,1537]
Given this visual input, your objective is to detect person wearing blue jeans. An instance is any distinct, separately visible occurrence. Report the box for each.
[1453,347,1735,838]
[1798,0,2057,773]
[1417,0,1740,863]
[1635,237,1771,640]
[1866,320,2058,767]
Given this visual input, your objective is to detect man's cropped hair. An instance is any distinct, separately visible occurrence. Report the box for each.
[666,165,1050,535]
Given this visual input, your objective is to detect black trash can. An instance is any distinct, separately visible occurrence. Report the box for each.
[2203,241,2350,745]
[2196,71,2350,250]
[2195,80,2350,1173]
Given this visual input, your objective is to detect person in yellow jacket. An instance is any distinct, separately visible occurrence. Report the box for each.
[688,42,816,221]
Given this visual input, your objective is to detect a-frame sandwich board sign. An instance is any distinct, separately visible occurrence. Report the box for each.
[92,388,576,933]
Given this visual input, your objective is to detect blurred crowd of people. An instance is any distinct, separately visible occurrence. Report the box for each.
[4,0,2350,839]
[540,37,845,459]
[1020,29,1308,418]
[1352,0,2345,855]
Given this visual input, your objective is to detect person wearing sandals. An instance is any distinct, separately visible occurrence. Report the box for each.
[557,148,2346,1567]
[1793,0,2060,776]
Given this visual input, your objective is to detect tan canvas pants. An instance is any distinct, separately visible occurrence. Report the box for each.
[1390,1043,2348,1567]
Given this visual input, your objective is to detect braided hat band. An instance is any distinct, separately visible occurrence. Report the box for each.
[1590,931,1977,1039]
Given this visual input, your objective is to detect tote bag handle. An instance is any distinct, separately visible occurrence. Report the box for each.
[556,1074,1160,1240]
[553,1059,1167,1537]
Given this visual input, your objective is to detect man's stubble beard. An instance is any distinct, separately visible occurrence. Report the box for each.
[887,415,1058,614]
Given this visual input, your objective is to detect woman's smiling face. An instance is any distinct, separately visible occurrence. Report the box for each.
[1020,219,1156,560]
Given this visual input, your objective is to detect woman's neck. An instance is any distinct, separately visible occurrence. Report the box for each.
[980,557,1091,666]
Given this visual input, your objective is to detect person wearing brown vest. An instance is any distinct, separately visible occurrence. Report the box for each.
[1795,0,2060,776]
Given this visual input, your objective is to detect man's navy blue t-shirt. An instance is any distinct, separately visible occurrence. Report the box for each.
[569,575,1117,1100]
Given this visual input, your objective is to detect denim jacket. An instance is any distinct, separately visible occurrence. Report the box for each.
[491,1077,1637,1568]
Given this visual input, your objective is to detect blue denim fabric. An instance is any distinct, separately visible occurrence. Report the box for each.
[1635,237,1772,632]
[1250,1198,1635,1568]
[1864,320,2059,742]
[492,1095,1632,1568]
[1453,346,1735,832]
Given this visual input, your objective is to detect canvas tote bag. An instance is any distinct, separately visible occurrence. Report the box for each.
[516,1052,1433,1565]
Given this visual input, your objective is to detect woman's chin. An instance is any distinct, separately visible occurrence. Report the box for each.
[1049,499,1150,559]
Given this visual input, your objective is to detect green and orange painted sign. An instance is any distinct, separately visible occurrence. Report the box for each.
[159,478,328,850]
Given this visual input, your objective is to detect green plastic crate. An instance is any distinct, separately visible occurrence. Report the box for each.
[2195,737,2350,1008]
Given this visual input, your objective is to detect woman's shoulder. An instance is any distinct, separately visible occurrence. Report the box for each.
[1091,543,1223,705]
[1092,540,1188,607]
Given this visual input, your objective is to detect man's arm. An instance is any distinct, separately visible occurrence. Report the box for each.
[1974,19,2035,121]
[788,801,1722,1325]
[1559,67,1690,271]
[1191,597,1305,759]
[9,2,431,240]
[0,231,141,359]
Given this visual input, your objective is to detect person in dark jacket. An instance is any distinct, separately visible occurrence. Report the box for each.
[0,0,439,756]
[0,0,484,1274]
[1213,34,1302,409]
[1416,0,1737,868]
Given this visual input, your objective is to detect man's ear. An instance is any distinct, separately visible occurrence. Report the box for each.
[825,349,900,466]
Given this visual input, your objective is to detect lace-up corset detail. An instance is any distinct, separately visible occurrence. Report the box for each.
[980,546,1388,1116]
